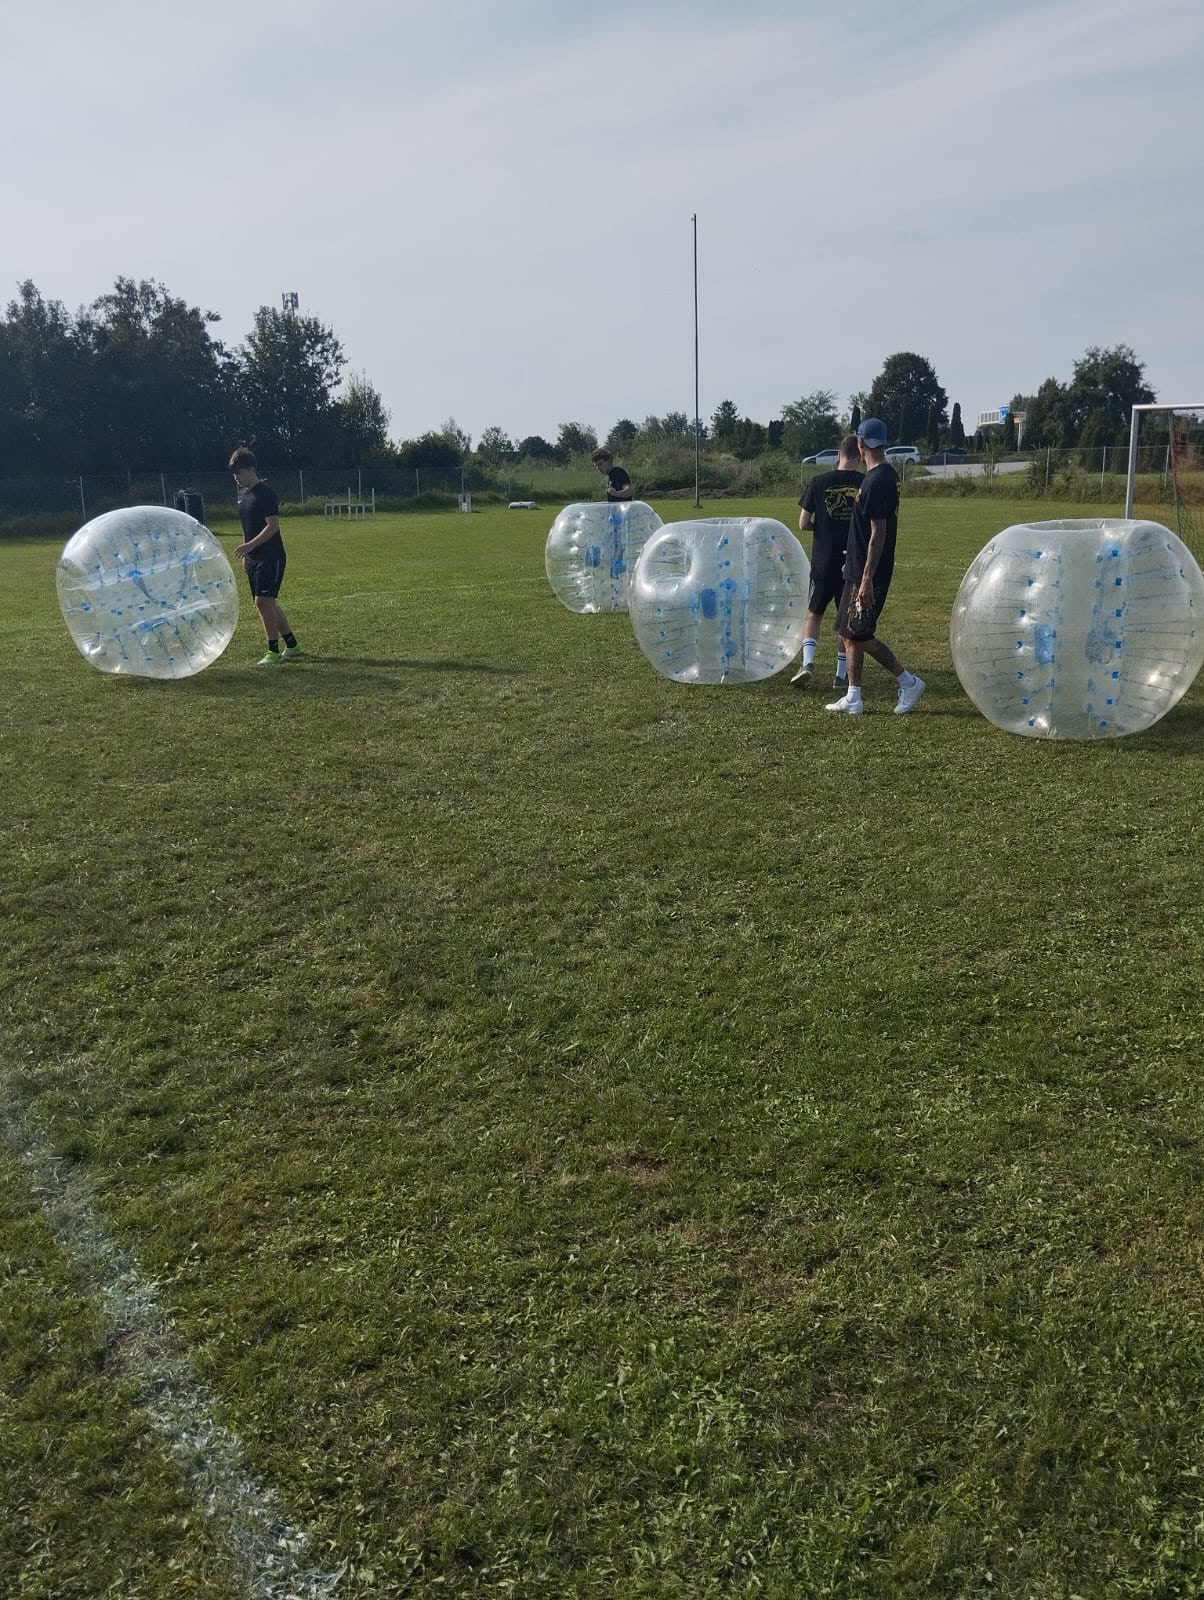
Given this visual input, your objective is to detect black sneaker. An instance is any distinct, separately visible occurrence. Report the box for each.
[790,665,813,689]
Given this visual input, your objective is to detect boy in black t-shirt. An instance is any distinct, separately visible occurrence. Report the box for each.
[791,433,862,689]
[825,419,925,716]
[230,447,303,665]
[591,447,633,502]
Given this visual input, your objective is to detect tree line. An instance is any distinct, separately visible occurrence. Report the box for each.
[0,277,1155,481]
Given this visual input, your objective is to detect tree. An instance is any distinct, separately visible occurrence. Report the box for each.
[605,418,638,453]
[1001,412,1018,453]
[731,418,766,459]
[333,370,391,465]
[0,281,86,470]
[1064,344,1154,443]
[516,435,559,461]
[439,416,472,455]
[476,426,515,464]
[660,411,690,441]
[925,404,941,452]
[556,421,597,459]
[847,393,867,433]
[1022,379,1071,449]
[949,402,966,450]
[866,353,947,444]
[710,399,739,442]
[237,304,345,462]
[396,431,463,475]
[780,390,840,458]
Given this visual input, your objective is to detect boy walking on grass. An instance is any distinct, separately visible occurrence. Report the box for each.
[230,447,304,665]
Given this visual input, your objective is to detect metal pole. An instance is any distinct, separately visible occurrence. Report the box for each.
[358,467,362,501]
[79,477,86,520]
[299,469,305,504]
[1124,405,1140,517]
[160,472,167,505]
[692,213,701,509]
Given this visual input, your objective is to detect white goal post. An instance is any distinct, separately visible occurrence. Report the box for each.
[1125,402,1204,517]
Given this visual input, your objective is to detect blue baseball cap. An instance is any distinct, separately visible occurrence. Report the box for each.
[857,417,888,448]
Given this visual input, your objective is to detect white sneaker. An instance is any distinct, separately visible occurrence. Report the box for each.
[825,692,864,715]
[894,675,926,715]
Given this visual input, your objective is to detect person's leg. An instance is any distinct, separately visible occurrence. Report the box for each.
[826,583,864,713]
[861,636,903,677]
[791,610,823,686]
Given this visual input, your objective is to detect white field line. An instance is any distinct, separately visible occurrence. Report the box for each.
[0,1086,344,1600]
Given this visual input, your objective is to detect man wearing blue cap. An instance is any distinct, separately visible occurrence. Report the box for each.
[825,418,925,716]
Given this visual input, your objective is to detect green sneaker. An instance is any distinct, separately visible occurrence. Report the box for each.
[283,644,305,659]
[257,649,284,666]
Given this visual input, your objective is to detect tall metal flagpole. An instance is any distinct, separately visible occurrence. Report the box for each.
[693,214,701,508]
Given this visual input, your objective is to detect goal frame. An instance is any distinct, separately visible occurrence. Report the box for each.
[1125,402,1204,517]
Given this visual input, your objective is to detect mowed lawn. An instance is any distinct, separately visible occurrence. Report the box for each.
[3,497,1204,1598]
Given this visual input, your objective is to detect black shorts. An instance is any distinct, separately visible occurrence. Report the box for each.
[808,559,845,617]
[244,549,286,598]
[836,572,891,641]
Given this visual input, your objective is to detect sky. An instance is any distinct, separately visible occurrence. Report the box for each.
[4,0,1202,448]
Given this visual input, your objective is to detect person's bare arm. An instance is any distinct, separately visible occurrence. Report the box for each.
[234,515,280,558]
[857,517,888,600]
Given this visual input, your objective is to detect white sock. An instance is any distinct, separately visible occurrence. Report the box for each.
[802,639,817,668]
[835,651,847,681]
[898,670,916,688]
[847,684,862,704]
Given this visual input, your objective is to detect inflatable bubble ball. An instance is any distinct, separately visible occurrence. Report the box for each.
[545,500,663,613]
[629,517,810,684]
[950,518,1204,740]
[57,505,239,680]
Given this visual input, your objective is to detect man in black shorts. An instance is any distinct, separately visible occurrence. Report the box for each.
[230,447,303,665]
[791,433,862,689]
[591,447,634,502]
[825,418,925,716]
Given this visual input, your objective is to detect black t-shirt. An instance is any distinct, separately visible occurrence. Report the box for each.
[237,480,284,557]
[800,468,862,569]
[845,462,899,584]
[605,466,632,502]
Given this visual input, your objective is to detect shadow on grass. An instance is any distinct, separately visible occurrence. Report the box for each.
[173,656,519,697]
[294,656,514,673]
[1115,703,1204,756]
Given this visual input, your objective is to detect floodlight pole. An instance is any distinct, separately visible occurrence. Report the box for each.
[692,213,701,508]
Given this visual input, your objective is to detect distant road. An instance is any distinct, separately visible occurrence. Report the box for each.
[908,460,1031,480]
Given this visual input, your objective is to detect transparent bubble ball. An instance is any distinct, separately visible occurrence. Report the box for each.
[629,517,810,684]
[545,500,663,612]
[57,505,239,679]
[950,518,1204,739]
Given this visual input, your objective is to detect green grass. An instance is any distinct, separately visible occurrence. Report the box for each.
[3,498,1204,1597]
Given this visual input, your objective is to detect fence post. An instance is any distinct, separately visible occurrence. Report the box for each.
[299,469,305,504]
[1044,447,1051,489]
[161,472,167,505]
[79,477,86,520]
[415,469,420,498]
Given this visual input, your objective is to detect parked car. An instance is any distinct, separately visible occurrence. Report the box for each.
[885,445,922,466]
[801,449,840,466]
[923,448,968,466]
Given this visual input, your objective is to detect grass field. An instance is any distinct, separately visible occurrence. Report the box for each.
[3,497,1204,1598]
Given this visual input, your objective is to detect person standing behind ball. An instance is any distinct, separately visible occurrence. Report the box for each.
[825,418,925,716]
[791,433,863,690]
[230,448,303,665]
[591,447,634,502]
